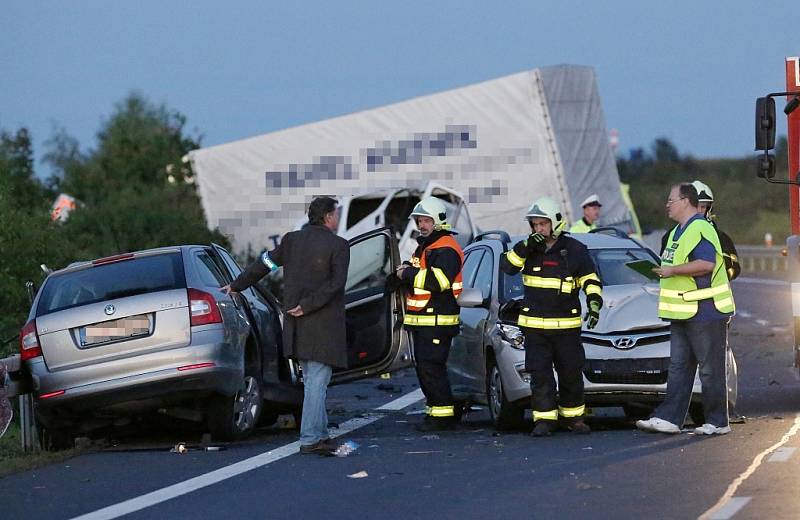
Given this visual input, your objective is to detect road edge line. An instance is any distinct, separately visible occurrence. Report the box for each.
[698,413,800,520]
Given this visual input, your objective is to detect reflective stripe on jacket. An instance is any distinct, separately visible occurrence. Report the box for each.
[404,234,464,329]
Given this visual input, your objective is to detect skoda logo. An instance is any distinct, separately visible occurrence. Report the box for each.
[613,337,637,350]
[104,304,116,316]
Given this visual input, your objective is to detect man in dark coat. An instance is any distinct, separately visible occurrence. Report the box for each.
[224,196,350,456]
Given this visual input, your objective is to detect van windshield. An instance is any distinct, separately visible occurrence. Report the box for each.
[36,253,186,316]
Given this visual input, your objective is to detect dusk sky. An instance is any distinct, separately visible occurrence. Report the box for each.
[3,1,798,173]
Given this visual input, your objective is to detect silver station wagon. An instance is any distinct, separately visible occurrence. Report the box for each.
[450,230,738,429]
[21,229,410,449]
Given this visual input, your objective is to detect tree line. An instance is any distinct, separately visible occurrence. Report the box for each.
[0,94,789,356]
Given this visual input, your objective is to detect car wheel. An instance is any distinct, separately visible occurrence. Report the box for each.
[486,358,524,430]
[208,369,263,441]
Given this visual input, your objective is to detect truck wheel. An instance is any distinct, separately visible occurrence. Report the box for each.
[486,358,524,430]
[208,368,263,441]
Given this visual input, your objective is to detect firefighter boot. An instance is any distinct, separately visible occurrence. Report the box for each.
[562,416,591,434]
[531,420,556,437]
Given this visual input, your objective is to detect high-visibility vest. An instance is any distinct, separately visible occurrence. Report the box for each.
[568,218,595,234]
[405,235,464,326]
[658,219,735,320]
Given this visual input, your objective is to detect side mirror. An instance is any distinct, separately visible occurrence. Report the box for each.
[757,154,776,179]
[457,287,486,308]
[755,97,776,151]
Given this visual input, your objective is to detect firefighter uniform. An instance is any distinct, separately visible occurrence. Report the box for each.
[500,197,603,435]
[400,229,464,425]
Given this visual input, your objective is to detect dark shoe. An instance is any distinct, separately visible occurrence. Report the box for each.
[415,418,458,432]
[531,420,556,437]
[318,438,339,450]
[299,440,336,456]
[567,418,591,434]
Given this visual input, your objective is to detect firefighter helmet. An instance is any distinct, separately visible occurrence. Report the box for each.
[691,180,714,203]
[524,196,566,236]
[409,197,451,231]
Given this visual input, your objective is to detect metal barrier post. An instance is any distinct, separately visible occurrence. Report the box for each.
[19,394,36,451]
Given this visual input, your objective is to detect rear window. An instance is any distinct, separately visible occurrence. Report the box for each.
[36,253,186,316]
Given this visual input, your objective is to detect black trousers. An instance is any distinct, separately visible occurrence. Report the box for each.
[412,329,455,412]
[524,329,585,418]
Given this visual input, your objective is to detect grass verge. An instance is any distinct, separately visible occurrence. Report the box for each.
[0,420,84,478]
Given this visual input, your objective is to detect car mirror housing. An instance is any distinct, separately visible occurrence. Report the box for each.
[457,287,486,308]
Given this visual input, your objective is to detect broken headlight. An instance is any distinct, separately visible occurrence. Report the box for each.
[498,323,525,350]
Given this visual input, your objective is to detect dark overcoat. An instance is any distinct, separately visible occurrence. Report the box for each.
[230,224,350,368]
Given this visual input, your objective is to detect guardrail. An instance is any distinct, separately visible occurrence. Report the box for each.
[737,245,788,273]
[1,354,36,450]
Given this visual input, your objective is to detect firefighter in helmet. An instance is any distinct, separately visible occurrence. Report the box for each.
[500,196,603,436]
[395,197,465,431]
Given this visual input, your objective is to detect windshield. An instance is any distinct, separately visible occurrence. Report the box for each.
[37,252,186,316]
[501,247,658,301]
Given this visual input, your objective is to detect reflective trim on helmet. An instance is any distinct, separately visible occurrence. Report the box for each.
[506,250,525,268]
[533,409,558,421]
[558,405,585,418]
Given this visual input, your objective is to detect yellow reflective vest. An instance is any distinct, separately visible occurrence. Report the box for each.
[568,218,596,234]
[658,219,735,320]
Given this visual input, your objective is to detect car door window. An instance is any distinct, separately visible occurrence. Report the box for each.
[345,232,391,302]
[473,250,494,300]
[194,251,228,287]
[461,250,484,289]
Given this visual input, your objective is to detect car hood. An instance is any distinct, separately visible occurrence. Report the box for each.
[591,284,665,333]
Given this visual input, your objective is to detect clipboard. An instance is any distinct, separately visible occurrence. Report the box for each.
[625,259,661,281]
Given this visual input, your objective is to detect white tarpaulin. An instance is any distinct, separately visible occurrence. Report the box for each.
[189,65,628,254]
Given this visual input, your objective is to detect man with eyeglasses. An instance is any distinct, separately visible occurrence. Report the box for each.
[637,183,735,435]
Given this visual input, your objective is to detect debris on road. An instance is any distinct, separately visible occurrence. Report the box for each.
[277,414,297,429]
[421,434,439,440]
[170,442,188,454]
[347,470,369,479]
[335,440,360,457]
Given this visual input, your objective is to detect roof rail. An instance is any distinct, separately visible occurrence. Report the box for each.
[588,226,631,240]
[472,230,511,251]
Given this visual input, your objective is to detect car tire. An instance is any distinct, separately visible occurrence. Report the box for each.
[486,357,524,431]
[208,364,263,441]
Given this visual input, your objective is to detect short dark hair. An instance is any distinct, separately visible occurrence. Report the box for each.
[308,196,338,225]
[677,183,699,208]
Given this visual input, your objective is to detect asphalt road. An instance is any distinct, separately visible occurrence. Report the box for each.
[2,276,799,520]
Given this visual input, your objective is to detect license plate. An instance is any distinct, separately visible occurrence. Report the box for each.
[79,314,151,346]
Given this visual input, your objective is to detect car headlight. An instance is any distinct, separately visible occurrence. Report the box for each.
[498,323,525,350]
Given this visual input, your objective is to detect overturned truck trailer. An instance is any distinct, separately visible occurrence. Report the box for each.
[188,64,632,255]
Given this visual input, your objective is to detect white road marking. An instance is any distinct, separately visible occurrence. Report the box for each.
[708,497,752,520]
[699,413,800,520]
[733,277,788,287]
[375,387,424,411]
[767,446,797,462]
[72,387,425,520]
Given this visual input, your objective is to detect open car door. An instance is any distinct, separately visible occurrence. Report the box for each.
[332,227,411,383]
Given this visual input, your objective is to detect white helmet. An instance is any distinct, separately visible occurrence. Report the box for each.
[524,196,566,236]
[691,180,714,203]
[409,197,451,231]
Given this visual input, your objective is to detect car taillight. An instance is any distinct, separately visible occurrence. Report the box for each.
[188,288,223,326]
[20,320,42,361]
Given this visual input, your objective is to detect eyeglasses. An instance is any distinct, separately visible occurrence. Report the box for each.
[665,197,686,206]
